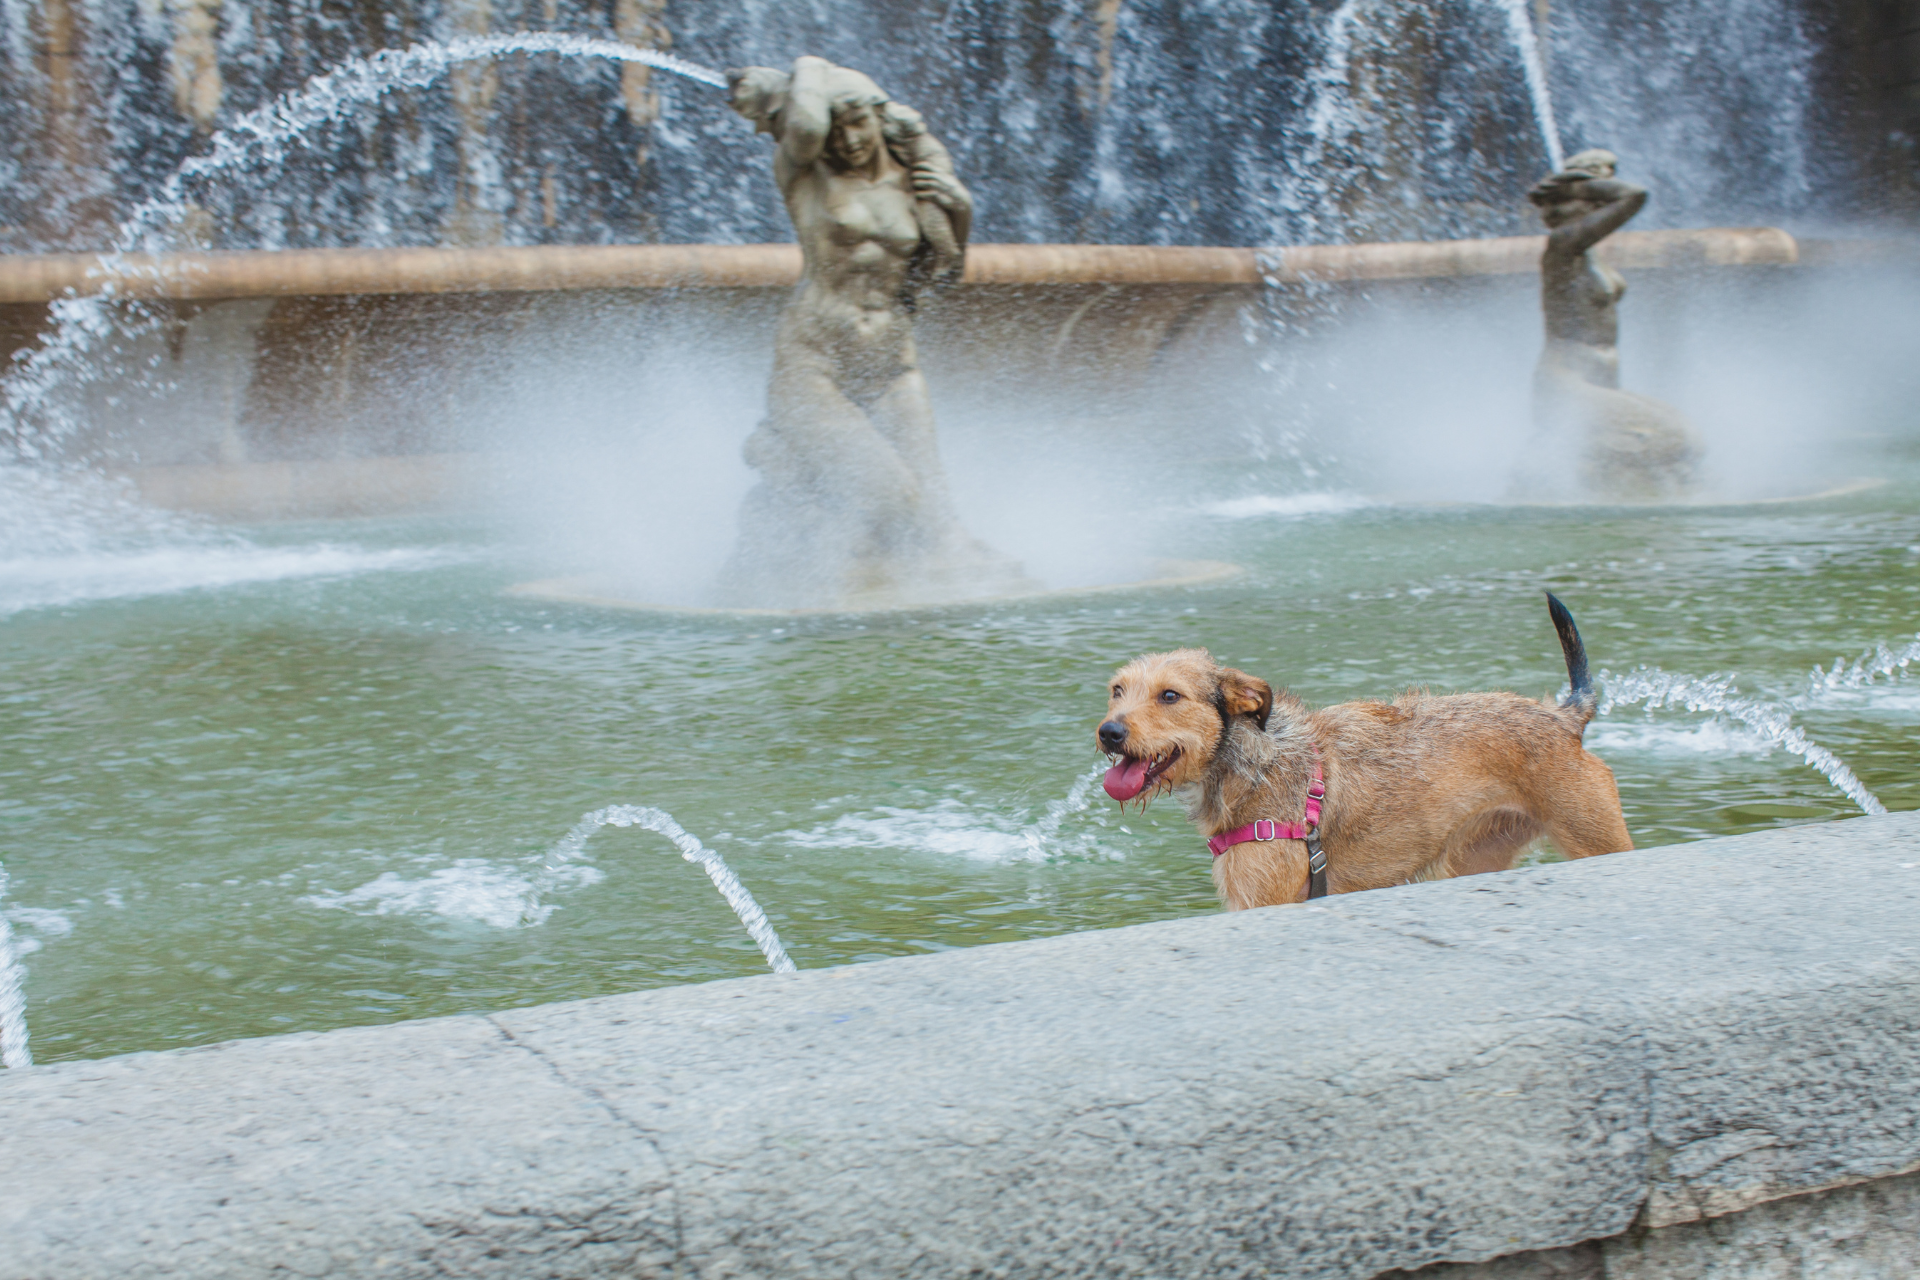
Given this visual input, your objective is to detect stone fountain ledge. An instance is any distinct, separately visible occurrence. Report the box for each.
[3,814,1919,1280]
[0,227,1805,302]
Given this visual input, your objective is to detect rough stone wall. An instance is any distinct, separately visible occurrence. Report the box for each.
[1818,0,1920,220]
[1384,1167,1920,1278]
[0,0,1886,255]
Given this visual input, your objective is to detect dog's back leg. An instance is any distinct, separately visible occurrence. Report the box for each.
[1445,806,1546,877]
[1541,755,1634,857]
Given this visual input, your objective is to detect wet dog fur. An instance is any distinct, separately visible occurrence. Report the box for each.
[1096,594,1632,909]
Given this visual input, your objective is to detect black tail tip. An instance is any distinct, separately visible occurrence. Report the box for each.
[1545,591,1593,707]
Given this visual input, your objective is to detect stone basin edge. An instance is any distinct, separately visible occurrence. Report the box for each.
[0,227,1830,303]
[1,811,1917,1278]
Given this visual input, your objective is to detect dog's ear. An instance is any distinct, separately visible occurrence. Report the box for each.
[1217,667,1273,731]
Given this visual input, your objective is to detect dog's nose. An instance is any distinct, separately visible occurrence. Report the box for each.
[1098,720,1128,751]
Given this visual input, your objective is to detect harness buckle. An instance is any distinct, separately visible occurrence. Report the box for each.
[1307,779,1326,800]
[1252,818,1277,841]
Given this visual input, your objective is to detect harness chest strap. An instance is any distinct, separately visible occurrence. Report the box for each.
[1205,750,1328,899]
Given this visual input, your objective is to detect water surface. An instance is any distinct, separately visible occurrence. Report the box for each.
[3,452,1918,1063]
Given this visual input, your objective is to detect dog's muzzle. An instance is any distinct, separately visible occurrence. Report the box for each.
[1103,747,1180,802]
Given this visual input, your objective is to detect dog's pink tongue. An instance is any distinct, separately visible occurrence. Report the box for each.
[1104,756,1152,802]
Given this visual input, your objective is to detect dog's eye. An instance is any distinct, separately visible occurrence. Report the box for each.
[1160,689,1181,704]
[1111,684,1123,698]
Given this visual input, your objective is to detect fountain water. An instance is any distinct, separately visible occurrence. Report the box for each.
[1020,763,1108,860]
[546,806,796,974]
[1598,667,1888,816]
[1,0,1838,251]
[0,866,31,1069]
[3,35,726,461]
[0,1,1911,1068]
[1493,0,1565,172]
[1807,636,1920,697]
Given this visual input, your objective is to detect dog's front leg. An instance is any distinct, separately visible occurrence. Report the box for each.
[1212,838,1312,910]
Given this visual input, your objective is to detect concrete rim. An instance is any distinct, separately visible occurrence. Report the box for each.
[503,558,1245,616]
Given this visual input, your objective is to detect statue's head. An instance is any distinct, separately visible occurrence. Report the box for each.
[726,66,790,134]
[1563,149,1618,178]
[824,68,889,170]
[1528,149,1622,226]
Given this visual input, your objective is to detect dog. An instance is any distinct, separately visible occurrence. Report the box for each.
[1096,593,1631,909]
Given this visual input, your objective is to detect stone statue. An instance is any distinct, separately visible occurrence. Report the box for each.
[1527,149,1698,499]
[720,56,1025,607]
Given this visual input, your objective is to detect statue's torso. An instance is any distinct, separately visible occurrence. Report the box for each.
[1541,251,1625,350]
[784,161,920,351]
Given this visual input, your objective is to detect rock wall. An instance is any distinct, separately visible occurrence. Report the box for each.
[0,0,1881,255]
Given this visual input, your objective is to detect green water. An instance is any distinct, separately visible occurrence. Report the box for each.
[4,458,1920,1064]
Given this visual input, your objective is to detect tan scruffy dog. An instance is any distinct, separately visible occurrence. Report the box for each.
[1096,594,1632,909]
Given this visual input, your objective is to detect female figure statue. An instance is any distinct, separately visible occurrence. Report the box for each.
[722,57,1022,606]
[1527,149,1697,498]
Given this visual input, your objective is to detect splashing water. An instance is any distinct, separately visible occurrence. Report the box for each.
[1020,763,1108,859]
[1807,635,1920,697]
[1292,0,1384,237]
[1599,667,1887,816]
[547,806,796,974]
[1291,0,1563,239]
[1491,0,1564,171]
[0,867,31,1069]
[780,762,1113,864]
[2,34,724,459]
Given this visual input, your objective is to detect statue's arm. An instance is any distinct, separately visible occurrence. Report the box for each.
[775,56,832,176]
[887,104,973,247]
[1548,179,1648,256]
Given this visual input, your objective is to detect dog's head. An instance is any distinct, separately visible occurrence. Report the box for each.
[1097,649,1273,803]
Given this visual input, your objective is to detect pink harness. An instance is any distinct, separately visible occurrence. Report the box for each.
[1206,750,1330,898]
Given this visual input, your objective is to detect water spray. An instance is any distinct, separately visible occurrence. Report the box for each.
[545,806,796,973]
[1806,635,1920,697]
[1293,0,1564,242]
[0,866,32,1069]
[1492,0,1565,171]
[1598,667,1887,816]
[2,35,725,459]
[1019,763,1108,859]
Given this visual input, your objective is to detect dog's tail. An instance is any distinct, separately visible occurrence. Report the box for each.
[1546,592,1597,730]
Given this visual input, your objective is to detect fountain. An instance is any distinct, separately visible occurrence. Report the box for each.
[0,1,1914,1070]
[1522,147,1700,499]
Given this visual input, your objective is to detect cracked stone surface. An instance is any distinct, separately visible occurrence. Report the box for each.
[3,813,1918,1278]
[0,1015,677,1278]
[1387,1166,1920,1278]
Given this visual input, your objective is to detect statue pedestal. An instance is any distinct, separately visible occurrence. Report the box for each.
[504,558,1241,616]
[1494,476,1884,509]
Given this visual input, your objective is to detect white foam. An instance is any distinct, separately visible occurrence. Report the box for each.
[300,804,795,974]
[1801,636,1920,712]
[1588,718,1776,758]
[1199,492,1372,520]
[0,544,454,615]
[1816,688,1920,715]
[303,860,603,930]
[0,868,31,1069]
[784,803,1053,863]
[1598,666,1886,815]
[0,463,459,615]
[778,764,1112,865]
[3,907,74,938]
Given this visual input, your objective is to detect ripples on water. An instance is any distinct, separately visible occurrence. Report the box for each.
[1,468,1917,1064]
